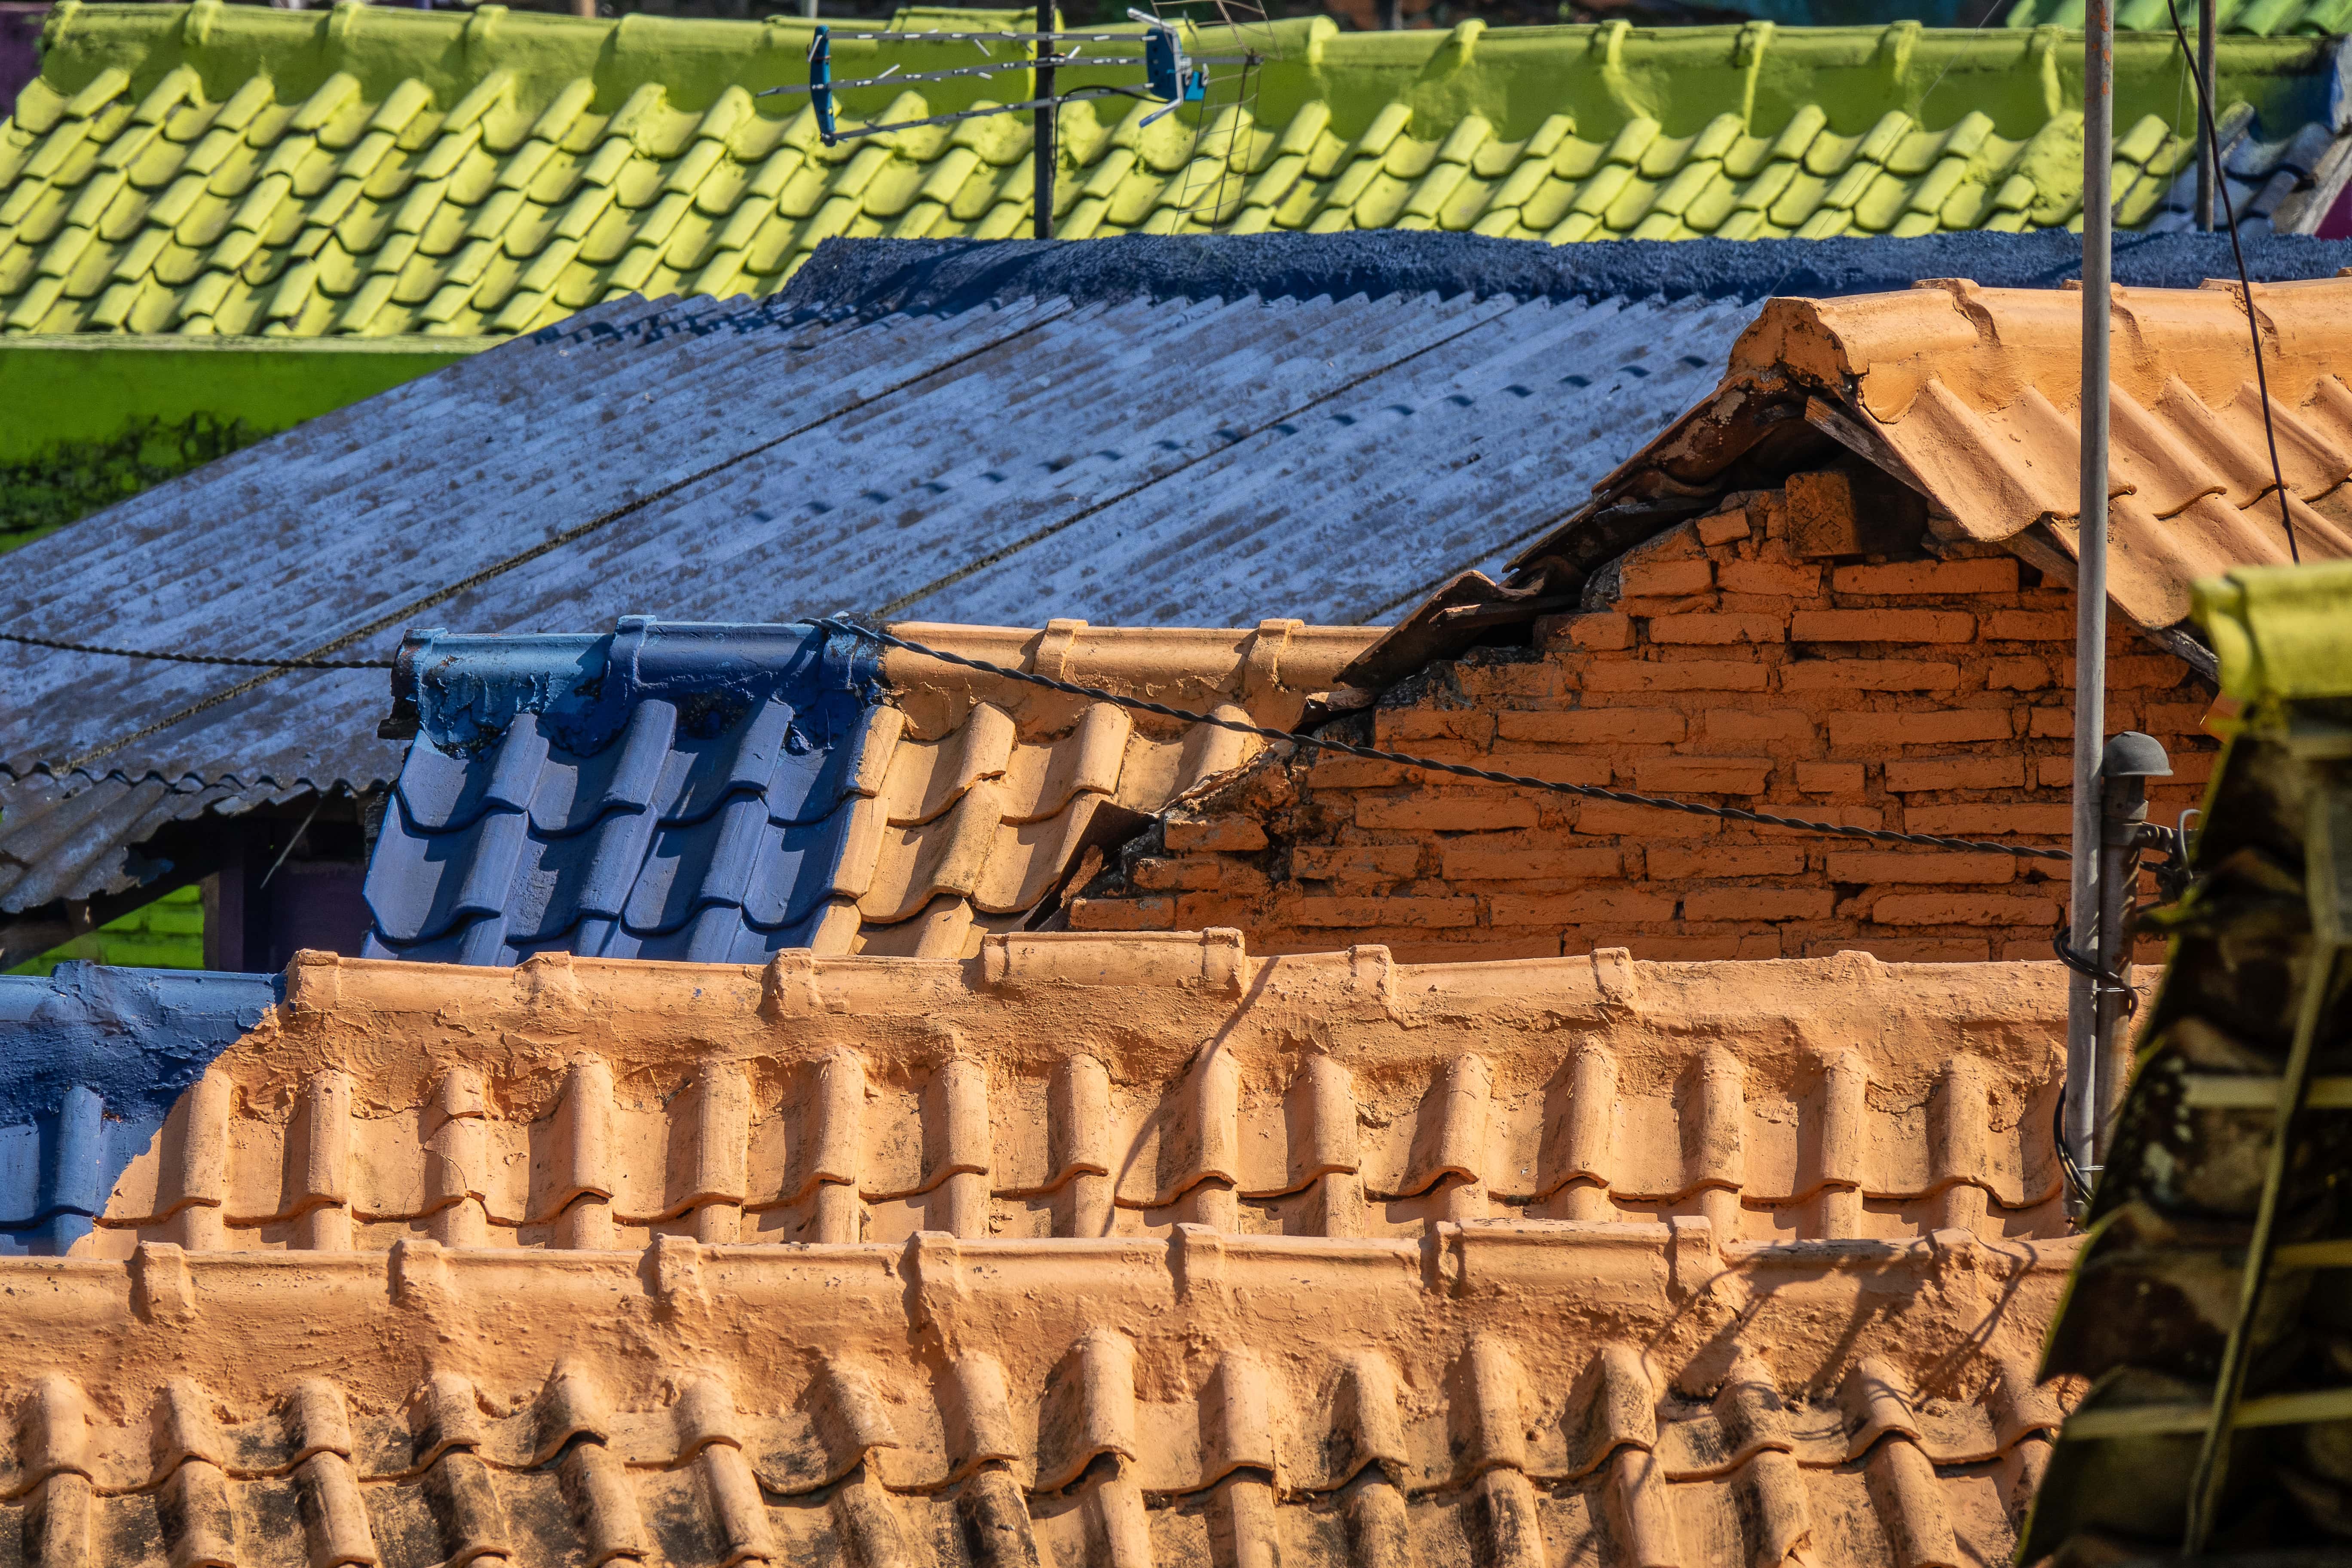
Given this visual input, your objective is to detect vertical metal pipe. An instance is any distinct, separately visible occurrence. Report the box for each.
[1032,4,1058,240]
[802,0,818,18]
[2067,0,2115,1199]
[2196,0,2217,229]
[1381,0,1403,28]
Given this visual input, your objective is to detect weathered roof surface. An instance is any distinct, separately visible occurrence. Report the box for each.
[0,962,276,1253]
[1509,276,2352,637]
[7,4,2352,340]
[363,618,1369,963]
[0,939,2083,1566]
[2021,559,2352,1562]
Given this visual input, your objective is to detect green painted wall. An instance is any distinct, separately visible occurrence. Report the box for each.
[4,882,204,974]
[0,332,490,549]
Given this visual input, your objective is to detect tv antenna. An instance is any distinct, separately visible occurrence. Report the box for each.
[756,1,1274,239]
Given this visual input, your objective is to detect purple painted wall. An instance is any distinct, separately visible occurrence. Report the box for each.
[0,5,44,120]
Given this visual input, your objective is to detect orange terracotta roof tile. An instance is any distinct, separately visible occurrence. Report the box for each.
[92,939,2072,1255]
[1512,277,2352,634]
[0,938,2086,1568]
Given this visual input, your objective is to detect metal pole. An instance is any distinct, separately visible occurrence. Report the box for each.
[2196,0,2217,230]
[1381,0,1403,28]
[2066,0,2114,1207]
[1032,3,1058,239]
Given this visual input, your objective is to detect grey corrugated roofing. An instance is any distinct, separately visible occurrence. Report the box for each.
[11,228,2352,916]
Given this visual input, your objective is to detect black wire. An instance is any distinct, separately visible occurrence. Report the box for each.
[2054,1086,2096,1211]
[823,617,2073,861]
[2162,0,2300,563]
[0,630,393,670]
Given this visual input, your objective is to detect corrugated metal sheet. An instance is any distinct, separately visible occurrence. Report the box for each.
[0,962,278,1254]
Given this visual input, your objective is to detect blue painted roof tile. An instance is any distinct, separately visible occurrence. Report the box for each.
[0,964,278,1255]
[363,618,885,965]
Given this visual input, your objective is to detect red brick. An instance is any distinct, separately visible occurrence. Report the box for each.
[1696,510,1751,546]
[1883,756,2027,792]
[1356,794,1539,831]
[2052,655,2193,689]
[1634,755,1773,795]
[1684,887,1836,921]
[1703,709,1815,743]
[1310,756,1424,789]
[1173,892,1264,928]
[1617,595,1717,619]
[1069,897,1175,931]
[1491,890,1678,926]
[1583,659,1768,693]
[2035,756,2071,789]
[1780,660,1960,691]
[1826,709,2012,748]
[1647,613,1786,645]
[1289,896,1479,928]
[1871,892,2060,926]
[1499,708,1686,745]
[2170,751,2216,784]
[1375,708,1496,747]
[1826,851,2018,884]
[1645,845,1807,879]
[1292,845,1421,881]
[1164,816,1268,853]
[1719,560,1821,597]
[1574,801,1720,838]
[1795,761,1865,796]
[1985,657,2052,691]
[1442,843,1624,881]
[1830,558,2019,596]
[1903,804,2072,836]
[1546,612,1632,651]
[2142,701,2213,735]
[1621,558,1714,597]
[2025,707,2073,739]
[1807,937,1991,961]
[1131,856,1225,892]
[1983,609,2074,641]
[1792,609,1977,643]
[1480,751,1615,787]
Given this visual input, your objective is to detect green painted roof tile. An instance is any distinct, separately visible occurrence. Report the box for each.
[11,4,2350,339]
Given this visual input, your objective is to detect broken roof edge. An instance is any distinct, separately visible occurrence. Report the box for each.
[772,230,2352,325]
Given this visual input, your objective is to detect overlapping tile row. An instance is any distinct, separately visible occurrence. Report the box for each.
[0,963,277,1256]
[0,1324,2067,1568]
[7,3,2349,338]
[67,936,2072,1254]
[2022,562,2352,1560]
[1518,276,2352,634]
[364,618,1373,965]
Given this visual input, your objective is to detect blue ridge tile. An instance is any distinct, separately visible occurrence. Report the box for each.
[362,619,882,966]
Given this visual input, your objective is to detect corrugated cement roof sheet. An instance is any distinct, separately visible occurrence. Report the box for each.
[6,3,2352,338]
[1,939,2084,1566]
[363,617,1372,963]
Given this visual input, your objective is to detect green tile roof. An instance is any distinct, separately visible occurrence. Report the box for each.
[2007,0,2352,35]
[2,2,2341,337]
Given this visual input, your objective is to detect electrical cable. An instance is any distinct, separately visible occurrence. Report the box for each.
[821,617,2075,861]
[0,630,392,670]
[2161,0,2300,563]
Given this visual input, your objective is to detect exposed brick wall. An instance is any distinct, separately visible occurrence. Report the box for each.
[1072,492,2217,965]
